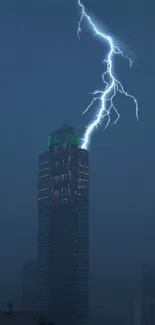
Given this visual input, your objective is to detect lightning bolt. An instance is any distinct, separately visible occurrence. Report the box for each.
[77,0,139,150]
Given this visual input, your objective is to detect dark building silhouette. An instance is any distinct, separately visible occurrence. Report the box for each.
[38,126,89,325]
[22,259,38,312]
[0,310,53,325]
[133,268,155,325]
[141,269,155,325]
[142,269,155,300]
[0,311,39,325]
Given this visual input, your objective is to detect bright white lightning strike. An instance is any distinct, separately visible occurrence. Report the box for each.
[77,0,139,150]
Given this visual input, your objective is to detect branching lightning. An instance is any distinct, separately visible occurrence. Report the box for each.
[77,0,139,150]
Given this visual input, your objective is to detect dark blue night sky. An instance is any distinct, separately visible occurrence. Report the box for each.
[0,0,154,317]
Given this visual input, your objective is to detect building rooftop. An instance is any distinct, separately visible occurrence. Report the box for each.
[50,125,75,135]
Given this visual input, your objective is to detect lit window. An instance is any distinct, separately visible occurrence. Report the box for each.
[38,188,49,192]
[61,188,64,196]
[38,196,49,201]
[60,174,65,181]
[54,175,59,182]
[64,198,69,204]
[39,174,49,179]
[62,142,67,150]
[68,171,72,180]
[56,161,58,168]
[54,145,58,153]
[40,160,50,165]
[54,190,59,198]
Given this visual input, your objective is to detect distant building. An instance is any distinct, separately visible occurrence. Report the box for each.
[0,311,39,325]
[133,268,155,324]
[142,269,155,300]
[38,126,89,325]
[0,305,53,324]
[21,259,38,312]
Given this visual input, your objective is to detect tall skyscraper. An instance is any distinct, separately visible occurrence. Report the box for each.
[38,126,89,325]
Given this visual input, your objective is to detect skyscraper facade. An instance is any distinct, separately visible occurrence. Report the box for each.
[38,126,89,325]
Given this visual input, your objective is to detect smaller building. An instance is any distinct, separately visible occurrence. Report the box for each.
[0,311,38,325]
[22,258,38,312]
[0,311,54,325]
[133,268,155,324]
